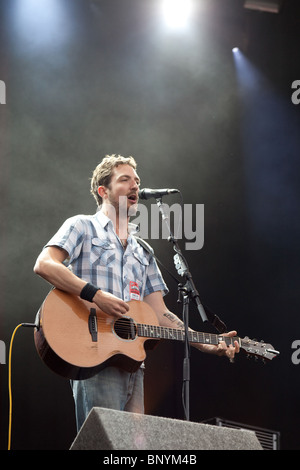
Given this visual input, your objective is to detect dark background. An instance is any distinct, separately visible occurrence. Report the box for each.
[1,0,299,450]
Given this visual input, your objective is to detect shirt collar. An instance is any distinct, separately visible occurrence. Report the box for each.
[95,209,139,235]
[95,209,111,230]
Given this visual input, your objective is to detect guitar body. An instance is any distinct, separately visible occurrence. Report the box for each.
[34,288,159,380]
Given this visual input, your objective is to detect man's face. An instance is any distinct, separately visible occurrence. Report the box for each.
[100,164,140,215]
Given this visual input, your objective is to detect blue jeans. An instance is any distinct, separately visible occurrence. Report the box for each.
[70,366,145,431]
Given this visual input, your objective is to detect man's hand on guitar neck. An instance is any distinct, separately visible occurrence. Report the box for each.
[198,330,240,361]
[144,290,240,362]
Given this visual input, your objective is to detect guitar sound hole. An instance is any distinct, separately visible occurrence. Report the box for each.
[114,317,137,340]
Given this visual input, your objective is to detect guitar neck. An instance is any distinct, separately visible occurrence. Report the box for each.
[137,323,238,347]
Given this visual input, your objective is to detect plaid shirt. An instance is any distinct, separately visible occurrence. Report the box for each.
[45,210,168,302]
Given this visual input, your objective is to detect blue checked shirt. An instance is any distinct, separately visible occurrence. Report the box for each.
[45,210,168,302]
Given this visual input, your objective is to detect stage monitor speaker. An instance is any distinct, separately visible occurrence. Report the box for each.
[70,407,263,450]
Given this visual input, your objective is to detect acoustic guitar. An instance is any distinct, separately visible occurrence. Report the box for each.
[34,288,279,380]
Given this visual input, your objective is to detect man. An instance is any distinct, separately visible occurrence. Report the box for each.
[34,154,239,431]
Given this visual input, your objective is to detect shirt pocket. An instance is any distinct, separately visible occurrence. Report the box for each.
[90,238,116,267]
[130,249,150,282]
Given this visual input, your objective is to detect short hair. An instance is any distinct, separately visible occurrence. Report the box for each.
[90,154,137,206]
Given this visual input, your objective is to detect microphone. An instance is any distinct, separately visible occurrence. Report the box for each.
[138,188,179,200]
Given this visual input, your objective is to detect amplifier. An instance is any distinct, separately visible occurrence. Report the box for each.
[203,417,280,450]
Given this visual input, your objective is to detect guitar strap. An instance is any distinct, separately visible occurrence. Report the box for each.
[134,236,228,333]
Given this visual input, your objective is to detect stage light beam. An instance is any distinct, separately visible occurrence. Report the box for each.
[161,0,193,30]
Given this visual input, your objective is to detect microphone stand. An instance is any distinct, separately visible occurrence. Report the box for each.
[155,198,208,421]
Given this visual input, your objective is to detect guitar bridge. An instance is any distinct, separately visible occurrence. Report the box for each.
[88,308,98,342]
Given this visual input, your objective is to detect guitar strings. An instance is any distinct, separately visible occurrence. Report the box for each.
[88,316,185,338]
[87,316,223,343]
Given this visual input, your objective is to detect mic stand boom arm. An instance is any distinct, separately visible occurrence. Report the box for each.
[155,198,208,421]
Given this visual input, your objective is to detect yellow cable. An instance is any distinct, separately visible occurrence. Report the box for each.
[8,324,23,451]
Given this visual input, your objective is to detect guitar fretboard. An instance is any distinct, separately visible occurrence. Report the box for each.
[137,323,237,347]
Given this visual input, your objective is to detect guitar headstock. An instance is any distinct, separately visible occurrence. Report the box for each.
[241,336,280,362]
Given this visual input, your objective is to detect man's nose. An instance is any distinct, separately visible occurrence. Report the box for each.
[131,180,139,190]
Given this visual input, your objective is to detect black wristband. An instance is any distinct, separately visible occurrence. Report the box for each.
[80,283,100,302]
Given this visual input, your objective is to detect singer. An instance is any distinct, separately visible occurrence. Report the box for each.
[33,154,239,432]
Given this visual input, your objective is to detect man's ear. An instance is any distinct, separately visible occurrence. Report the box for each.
[97,186,107,199]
